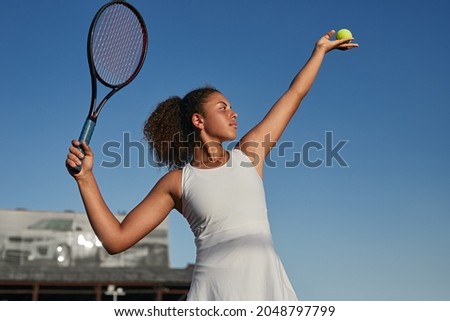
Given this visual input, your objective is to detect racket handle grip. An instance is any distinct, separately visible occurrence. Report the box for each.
[73,118,96,173]
[78,118,96,146]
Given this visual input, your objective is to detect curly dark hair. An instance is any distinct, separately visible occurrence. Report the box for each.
[143,86,220,170]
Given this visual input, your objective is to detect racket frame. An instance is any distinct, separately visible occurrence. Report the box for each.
[85,1,148,124]
[75,1,148,172]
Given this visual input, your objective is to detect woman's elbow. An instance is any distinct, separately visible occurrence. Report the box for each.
[101,243,126,255]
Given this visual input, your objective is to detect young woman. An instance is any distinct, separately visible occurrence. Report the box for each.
[66,30,358,300]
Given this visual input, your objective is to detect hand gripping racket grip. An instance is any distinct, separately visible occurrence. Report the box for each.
[73,118,96,173]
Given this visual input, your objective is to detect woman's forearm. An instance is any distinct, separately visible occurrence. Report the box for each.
[288,48,326,101]
[75,173,122,253]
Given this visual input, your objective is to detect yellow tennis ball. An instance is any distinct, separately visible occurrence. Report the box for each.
[336,28,353,40]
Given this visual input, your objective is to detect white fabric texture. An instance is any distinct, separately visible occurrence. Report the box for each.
[182,149,297,301]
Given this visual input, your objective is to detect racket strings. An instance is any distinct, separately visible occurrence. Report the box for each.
[92,4,145,87]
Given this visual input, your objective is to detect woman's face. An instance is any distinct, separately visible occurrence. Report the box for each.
[196,92,238,142]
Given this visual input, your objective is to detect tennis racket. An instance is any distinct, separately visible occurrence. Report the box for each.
[74,0,148,172]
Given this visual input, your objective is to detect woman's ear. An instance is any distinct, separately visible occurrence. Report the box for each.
[192,113,204,130]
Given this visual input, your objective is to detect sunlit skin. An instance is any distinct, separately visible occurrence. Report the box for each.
[190,92,238,169]
[66,30,358,255]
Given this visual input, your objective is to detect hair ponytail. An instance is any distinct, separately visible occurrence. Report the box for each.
[143,86,219,170]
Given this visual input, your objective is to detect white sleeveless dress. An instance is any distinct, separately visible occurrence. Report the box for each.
[182,149,297,300]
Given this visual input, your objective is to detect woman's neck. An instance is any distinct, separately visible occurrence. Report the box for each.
[191,142,229,169]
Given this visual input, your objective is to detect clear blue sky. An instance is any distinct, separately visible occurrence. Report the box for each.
[1,0,449,300]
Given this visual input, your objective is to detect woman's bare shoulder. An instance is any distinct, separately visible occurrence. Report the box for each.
[157,169,183,211]
[161,168,182,182]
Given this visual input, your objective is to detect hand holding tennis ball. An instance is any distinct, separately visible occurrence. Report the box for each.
[336,28,353,41]
[317,29,358,52]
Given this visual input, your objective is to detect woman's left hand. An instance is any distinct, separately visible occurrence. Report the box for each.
[315,30,359,53]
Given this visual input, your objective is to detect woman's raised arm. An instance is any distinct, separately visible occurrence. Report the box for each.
[238,30,358,176]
